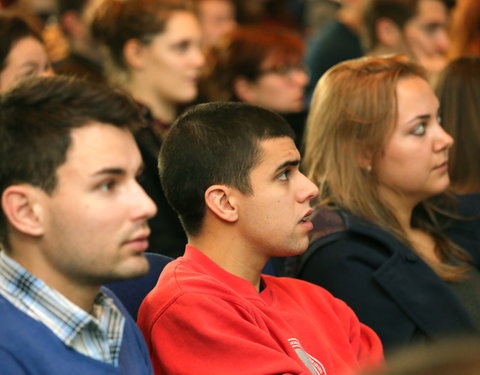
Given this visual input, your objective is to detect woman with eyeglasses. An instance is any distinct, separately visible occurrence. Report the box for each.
[199,26,309,146]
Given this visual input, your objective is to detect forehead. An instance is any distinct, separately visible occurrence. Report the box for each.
[254,137,299,170]
[163,11,201,38]
[412,0,447,24]
[396,75,434,102]
[395,76,437,122]
[199,0,234,14]
[64,122,139,170]
[6,37,46,63]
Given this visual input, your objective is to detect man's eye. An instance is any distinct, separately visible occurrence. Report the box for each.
[422,24,443,35]
[278,170,289,180]
[172,41,190,52]
[99,180,116,191]
[21,68,37,78]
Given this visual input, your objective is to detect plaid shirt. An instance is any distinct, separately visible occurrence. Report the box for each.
[0,251,125,366]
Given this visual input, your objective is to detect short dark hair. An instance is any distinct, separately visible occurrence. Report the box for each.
[159,101,295,235]
[0,75,144,246]
[57,0,89,15]
[0,13,43,72]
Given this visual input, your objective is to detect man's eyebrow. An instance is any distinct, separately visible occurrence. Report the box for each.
[274,159,300,173]
[21,61,40,68]
[423,22,446,30]
[91,168,126,177]
[91,162,145,177]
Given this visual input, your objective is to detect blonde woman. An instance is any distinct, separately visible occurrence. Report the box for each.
[297,55,480,352]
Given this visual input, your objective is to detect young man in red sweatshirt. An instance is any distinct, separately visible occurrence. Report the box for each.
[138,102,383,375]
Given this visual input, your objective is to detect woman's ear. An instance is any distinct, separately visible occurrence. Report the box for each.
[357,148,373,172]
[376,18,402,47]
[123,38,146,69]
[204,185,238,223]
[233,76,256,104]
[1,185,46,237]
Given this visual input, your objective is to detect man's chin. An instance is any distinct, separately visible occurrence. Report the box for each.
[105,257,150,283]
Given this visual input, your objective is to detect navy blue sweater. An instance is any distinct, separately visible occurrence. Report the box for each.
[0,288,153,374]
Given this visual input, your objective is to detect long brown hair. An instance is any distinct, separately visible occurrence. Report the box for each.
[448,0,480,60]
[304,55,470,280]
[436,57,480,193]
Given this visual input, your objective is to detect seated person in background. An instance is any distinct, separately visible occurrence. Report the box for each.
[199,26,309,148]
[298,55,480,353]
[0,12,54,93]
[0,75,156,374]
[435,57,480,194]
[362,0,453,82]
[54,0,105,83]
[192,0,238,50]
[90,0,205,257]
[138,102,383,375]
[304,0,366,105]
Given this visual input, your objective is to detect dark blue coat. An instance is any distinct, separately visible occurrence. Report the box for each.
[296,194,480,353]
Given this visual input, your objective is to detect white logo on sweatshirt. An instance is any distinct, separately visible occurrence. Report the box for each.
[288,338,327,375]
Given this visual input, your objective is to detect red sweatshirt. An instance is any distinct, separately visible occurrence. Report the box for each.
[138,246,383,375]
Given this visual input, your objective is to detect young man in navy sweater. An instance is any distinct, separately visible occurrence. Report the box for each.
[0,76,156,374]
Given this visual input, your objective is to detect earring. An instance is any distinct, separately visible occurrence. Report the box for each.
[366,165,372,173]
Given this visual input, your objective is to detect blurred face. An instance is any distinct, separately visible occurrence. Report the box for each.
[238,65,309,113]
[0,36,53,93]
[235,137,318,258]
[197,0,237,48]
[39,123,157,288]
[140,11,205,105]
[403,0,450,73]
[74,0,103,56]
[375,76,453,208]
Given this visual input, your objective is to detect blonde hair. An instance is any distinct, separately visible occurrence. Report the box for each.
[304,55,470,280]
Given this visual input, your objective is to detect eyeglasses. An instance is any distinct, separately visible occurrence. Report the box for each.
[260,63,310,77]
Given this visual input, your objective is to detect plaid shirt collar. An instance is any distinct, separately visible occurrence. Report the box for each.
[0,251,125,365]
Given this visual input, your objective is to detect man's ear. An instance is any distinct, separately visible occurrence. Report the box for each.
[233,76,256,104]
[376,18,402,47]
[1,185,46,237]
[204,185,238,223]
[123,38,146,69]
